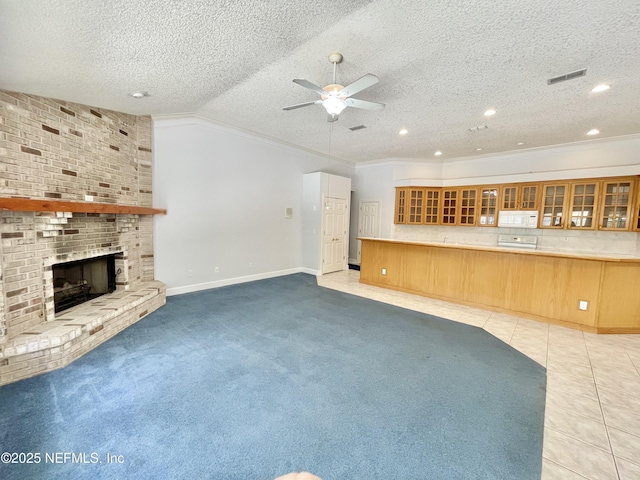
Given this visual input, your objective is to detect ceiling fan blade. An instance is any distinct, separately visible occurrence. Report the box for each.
[327,113,339,123]
[340,74,379,97]
[345,98,385,111]
[292,79,326,95]
[282,100,322,111]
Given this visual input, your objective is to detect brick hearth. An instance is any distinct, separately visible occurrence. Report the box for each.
[0,281,165,385]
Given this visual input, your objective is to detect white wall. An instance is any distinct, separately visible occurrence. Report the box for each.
[397,135,640,186]
[152,116,353,295]
[351,135,640,261]
[349,163,397,261]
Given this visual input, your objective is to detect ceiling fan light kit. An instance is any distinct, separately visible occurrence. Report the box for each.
[283,52,384,122]
[323,97,347,115]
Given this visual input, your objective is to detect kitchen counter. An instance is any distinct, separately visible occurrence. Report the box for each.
[359,237,640,262]
[358,237,640,333]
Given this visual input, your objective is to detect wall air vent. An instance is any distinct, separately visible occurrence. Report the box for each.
[468,125,488,132]
[547,69,587,85]
[348,124,367,131]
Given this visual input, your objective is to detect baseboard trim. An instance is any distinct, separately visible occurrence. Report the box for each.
[300,267,321,276]
[165,268,315,296]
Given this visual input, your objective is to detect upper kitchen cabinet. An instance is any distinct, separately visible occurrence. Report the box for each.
[501,184,539,210]
[478,186,499,226]
[599,179,634,231]
[540,183,569,228]
[568,181,599,230]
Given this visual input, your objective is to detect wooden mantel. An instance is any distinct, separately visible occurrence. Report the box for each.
[0,197,166,215]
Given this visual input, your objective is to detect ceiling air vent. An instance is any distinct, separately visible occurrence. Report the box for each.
[547,69,587,85]
[348,124,367,131]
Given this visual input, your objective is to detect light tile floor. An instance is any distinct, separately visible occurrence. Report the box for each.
[317,270,640,480]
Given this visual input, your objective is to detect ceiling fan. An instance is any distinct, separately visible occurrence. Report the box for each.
[282,52,385,123]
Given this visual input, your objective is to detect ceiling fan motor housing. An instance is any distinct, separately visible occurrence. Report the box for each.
[321,84,346,100]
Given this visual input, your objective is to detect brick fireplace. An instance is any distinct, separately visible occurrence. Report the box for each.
[0,90,166,385]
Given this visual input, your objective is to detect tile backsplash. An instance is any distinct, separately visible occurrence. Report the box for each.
[393,225,640,257]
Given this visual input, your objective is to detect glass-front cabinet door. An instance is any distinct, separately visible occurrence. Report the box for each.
[441,189,458,224]
[636,186,640,232]
[395,187,407,224]
[407,188,424,224]
[569,182,598,229]
[479,187,498,226]
[521,185,538,209]
[599,180,633,230]
[459,188,477,225]
[424,189,440,225]
[501,186,518,210]
[540,184,567,228]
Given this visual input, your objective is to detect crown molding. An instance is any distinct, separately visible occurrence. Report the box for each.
[152,113,355,168]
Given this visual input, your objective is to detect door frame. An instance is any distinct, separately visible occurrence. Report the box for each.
[321,195,349,274]
[357,200,380,264]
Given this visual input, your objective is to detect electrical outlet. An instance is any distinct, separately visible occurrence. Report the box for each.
[214,267,219,273]
[248,262,253,269]
[188,270,193,277]
[382,268,387,275]
[579,300,588,311]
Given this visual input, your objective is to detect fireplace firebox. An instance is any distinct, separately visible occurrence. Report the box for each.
[53,254,117,313]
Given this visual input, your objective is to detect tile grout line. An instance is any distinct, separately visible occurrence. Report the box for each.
[543,458,590,479]
[584,331,621,480]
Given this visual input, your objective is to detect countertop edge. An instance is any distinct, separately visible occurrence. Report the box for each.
[357,237,640,263]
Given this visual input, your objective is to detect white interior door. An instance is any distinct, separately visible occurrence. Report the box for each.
[322,196,348,274]
[357,201,380,263]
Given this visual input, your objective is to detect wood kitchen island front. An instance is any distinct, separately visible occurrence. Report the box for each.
[359,238,640,333]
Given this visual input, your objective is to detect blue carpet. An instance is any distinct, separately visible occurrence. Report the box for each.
[0,273,546,479]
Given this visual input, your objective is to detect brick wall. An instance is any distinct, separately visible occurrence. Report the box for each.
[0,89,156,345]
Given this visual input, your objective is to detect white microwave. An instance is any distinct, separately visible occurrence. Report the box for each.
[497,210,539,229]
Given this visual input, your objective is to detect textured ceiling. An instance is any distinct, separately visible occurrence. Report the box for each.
[1,0,639,164]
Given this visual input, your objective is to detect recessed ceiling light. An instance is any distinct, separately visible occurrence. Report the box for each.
[399,128,408,135]
[129,91,148,98]
[587,129,600,136]
[591,84,610,93]
[476,148,483,151]
[516,142,525,146]
[484,109,496,117]
[434,151,442,156]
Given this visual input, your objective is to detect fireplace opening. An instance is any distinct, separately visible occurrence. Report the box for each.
[53,254,117,313]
